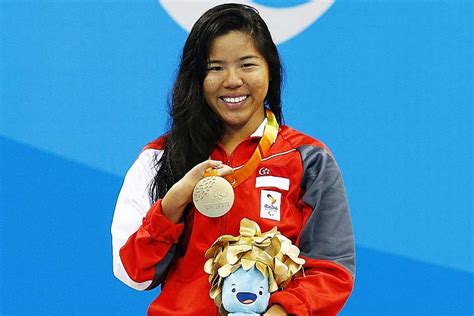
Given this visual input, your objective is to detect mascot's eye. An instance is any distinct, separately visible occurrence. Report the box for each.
[259,290,263,295]
[232,288,236,293]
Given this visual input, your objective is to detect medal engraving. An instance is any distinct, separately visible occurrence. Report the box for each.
[193,176,234,217]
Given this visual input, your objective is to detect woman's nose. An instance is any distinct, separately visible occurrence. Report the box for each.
[223,69,243,88]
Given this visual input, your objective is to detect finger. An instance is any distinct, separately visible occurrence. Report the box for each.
[196,160,221,175]
[203,167,219,177]
[207,160,223,168]
[213,163,228,169]
[217,165,234,176]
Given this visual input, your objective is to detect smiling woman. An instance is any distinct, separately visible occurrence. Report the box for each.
[111,3,355,316]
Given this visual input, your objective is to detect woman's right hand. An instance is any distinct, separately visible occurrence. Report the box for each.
[161,160,233,223]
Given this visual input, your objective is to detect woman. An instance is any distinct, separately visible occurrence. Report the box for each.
[112,4,355,315]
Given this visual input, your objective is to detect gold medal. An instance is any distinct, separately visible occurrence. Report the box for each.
[193,109,279,218]
[193,176,235,218]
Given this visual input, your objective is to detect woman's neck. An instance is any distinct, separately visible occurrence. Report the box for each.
[220,119,264,156]
[220,132,246,156]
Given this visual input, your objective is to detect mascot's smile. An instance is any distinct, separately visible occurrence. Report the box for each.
[236,292,257,304]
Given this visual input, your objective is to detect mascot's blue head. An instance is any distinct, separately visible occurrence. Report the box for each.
[221,266,270,315]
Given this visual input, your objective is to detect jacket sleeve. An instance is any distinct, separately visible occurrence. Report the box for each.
[269,145,355,315]
[111,149,184,290]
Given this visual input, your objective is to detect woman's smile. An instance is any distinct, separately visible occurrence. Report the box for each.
[220,94,249,108]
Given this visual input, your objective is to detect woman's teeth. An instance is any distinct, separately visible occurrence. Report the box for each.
[221,95,248,103]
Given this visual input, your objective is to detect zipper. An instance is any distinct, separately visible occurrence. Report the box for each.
[220,148,230,235]
[220,214,228,237]
[218,137,258,235]
[216,147,230,236]
[219,143,236,236]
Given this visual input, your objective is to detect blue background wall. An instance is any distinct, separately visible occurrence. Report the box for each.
[0,0,472,314]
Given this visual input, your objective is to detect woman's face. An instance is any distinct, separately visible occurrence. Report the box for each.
[203,31,270,134]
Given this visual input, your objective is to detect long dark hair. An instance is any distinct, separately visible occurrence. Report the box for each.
[150,3,284,202]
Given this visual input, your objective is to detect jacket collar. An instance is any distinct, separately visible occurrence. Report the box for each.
[250,118,267,138]
[250,117,279,144]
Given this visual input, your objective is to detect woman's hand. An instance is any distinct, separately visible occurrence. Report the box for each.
[179,160,233,193]
[263,304,289,316]
[161,160,233,223]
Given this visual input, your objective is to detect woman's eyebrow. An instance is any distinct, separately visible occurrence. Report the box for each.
[208,59,224,64]
[239,55,259,61]
[208,55,260,64]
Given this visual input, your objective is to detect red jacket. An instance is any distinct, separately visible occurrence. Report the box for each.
[111,123,355,315]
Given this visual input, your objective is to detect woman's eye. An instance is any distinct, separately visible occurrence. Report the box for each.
[208,66,222,71]
[241,63,255,68]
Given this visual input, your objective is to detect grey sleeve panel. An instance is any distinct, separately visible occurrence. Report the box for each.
[145,244,177,291]
[297,145,355,276]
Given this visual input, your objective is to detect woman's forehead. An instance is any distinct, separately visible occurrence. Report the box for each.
[208,31,261,62]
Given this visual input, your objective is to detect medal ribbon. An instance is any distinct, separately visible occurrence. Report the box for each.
[223,109,278,188]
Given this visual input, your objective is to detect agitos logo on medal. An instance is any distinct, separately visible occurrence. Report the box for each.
[159,0,335,45]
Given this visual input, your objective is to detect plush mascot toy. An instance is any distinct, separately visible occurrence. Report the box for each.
[204,218,305,315]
